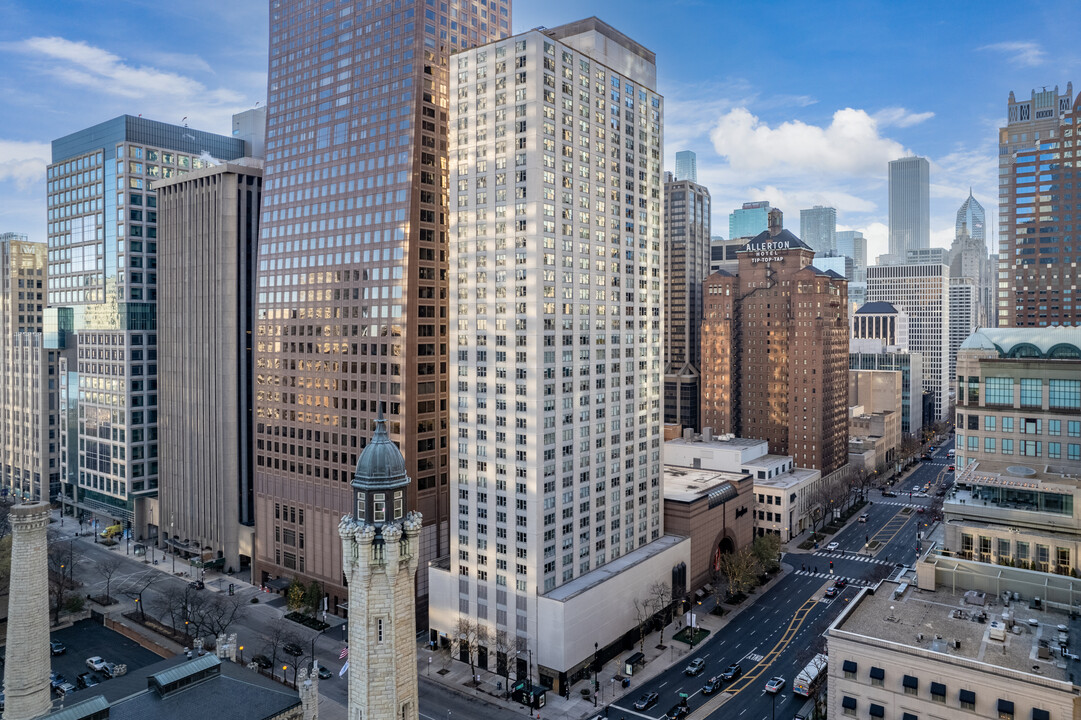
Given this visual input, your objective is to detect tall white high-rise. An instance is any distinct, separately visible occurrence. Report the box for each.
[429,18,689,693]
[866,263,950,422]
[888,157,930,260]
[674,150,697,183]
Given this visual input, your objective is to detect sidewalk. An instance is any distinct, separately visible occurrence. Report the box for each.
[417,565,793,720]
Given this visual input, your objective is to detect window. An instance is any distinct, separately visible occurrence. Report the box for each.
[1049,442,1061,459]
[985,415,997,432]
[1050,379,1081,410]
[903,675,918,695]
[985,377,1013,405]
[984,437,996,453]
[377,618,384,643]
[1021,379,1042,408]
[931,682,946,703]
[869,667,884,687]
[1002,417,1014,433]
[1002,438,1014,455]
[842,697,857,717]
[869,704,885,719]
[960,690,976,711]
[1069,421,1080,438]
[842,660,857,680]
[998,699,1015,720]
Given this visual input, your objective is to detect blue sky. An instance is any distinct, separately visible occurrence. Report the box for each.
[1,0,1079,261]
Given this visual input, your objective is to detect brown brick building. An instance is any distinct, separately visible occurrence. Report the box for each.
[700,210,850,475]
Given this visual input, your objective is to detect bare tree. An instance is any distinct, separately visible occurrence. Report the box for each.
[455,615,482,685]
[648,581,674,643]
[709,565,729,612]
[493,629,515,696]
[190,593,247,639]
[148,592,182,630]
[262,617,303,679]
[715,547,757,599]
[632,596,652,652]
[122,574,158,621]
[47,541,82,623]
[96,557,122,604]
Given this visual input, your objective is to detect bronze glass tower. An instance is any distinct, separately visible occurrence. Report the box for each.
[254,0,510,620]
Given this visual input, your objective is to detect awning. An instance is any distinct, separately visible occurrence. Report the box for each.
[870,667,884,680]
[842,660,857,673]
[265,577,291,591]
[870,704,885,718]
[903,674,918,689]
[999,700,1015,716]
[930,682,946,697]
[1032,710,1050,720]
[903,714,918,720]
[841,697,856,710]
[624,652,645,666]
[960,690,976,705]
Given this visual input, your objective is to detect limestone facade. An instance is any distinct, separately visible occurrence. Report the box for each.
[4,501,53,720]
[340,511,422,720]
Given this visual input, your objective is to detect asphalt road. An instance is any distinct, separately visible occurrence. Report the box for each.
[47,438,954,720]
[609,438,955,720]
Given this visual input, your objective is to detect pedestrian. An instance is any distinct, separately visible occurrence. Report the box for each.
[814,566,818,573]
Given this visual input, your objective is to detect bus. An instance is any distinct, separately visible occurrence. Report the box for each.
[793,653,827,697]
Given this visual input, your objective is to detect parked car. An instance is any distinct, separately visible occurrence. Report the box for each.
[251,655,273,669]
[702,676,722,695]
[824,587,839,598]
[283,642,304,657]
[76,672,100,689]
[765,676,786,694]
[189,580,205,590]
[308,664,333,680]
[684,658,706,676]
[50,641,66,656]
[102,662,119,679]
[54,682,76,698]
[633,692,659,710]
[721,663,743,681]
[86,656,107,672]
[858,514,868,523]
[826,542,840,551]
[50,672,67,689]
[666,703,690,720]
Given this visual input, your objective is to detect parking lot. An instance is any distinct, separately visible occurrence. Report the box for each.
[46,619,164,702]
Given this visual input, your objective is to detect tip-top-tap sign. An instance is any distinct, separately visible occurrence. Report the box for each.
[743,238,790,263]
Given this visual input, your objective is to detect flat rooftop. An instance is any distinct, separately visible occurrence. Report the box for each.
[836,579,1081,681]
[662,465,749,503]
[542,534,687,602]
[665,435,765,450]
[754,467,819,489]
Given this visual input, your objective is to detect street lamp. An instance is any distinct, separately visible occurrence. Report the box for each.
[171,514,176,574]
[593,642,599,707]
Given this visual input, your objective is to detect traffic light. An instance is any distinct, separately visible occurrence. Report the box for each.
[829,561,834,569]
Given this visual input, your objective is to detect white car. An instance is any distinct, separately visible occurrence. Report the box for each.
[826,542,840,551]
[765,676,786,694]
[86,656,107,672]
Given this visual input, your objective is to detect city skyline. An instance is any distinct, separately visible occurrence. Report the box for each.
[1,1,1079,265]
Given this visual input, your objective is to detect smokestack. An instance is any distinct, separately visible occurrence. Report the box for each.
[4,502,53,720]
[768,208,783,236]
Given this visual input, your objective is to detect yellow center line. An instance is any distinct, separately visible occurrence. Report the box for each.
[723,597,818,696]
[869,507,906,545]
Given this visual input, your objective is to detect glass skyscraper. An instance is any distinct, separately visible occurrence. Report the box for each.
[799,205,836,255]
[253,0,510,620]
[47,116,244,532]
[674,150,697,183]
[728,200,770,240]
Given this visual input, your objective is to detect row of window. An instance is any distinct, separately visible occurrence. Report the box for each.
[840,662,1045,720]
[958,414,1081,436]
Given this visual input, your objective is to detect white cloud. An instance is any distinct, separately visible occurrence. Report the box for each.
[709,107,910,178]
[1,36,249,131]
[0,139,51,189]
[873,107,935,128]
[977,41,1045,68]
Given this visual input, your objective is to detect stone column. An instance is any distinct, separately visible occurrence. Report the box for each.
[4,502,53,720]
